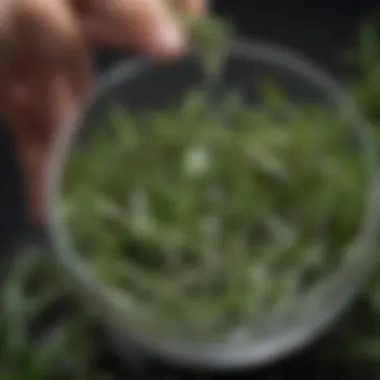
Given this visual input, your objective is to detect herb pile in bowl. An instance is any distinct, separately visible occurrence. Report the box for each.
[60,81,369,339]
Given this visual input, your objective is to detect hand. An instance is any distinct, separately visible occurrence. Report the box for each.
[0,0,207,223]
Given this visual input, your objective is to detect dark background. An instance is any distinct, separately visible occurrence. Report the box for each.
[0,0,379,377]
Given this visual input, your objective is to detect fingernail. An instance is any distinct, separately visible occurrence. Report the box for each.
[151,24,186,59]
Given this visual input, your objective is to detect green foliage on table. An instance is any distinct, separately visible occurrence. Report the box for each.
[0,251,107,380]
[349,22,380,124]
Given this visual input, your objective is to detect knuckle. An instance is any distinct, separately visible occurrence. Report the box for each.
[14,0,82,65]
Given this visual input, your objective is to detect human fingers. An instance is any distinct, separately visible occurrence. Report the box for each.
[2,0,91,222]
[73,0,206,60]
[9,69,79,223]
[7,0,90,119]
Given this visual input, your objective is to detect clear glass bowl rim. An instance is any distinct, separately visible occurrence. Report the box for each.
[45,39,380,369]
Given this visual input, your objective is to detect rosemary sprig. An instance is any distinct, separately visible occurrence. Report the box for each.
[62,79,368,339]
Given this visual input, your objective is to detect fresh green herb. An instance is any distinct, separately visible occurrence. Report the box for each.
[61,82,369,339]
[0,251,103,380]
[349,21,380,124]
[1,16,380,380]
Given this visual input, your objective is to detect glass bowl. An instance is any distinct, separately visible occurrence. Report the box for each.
[46,40,380,369]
